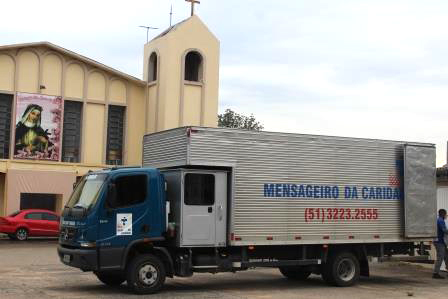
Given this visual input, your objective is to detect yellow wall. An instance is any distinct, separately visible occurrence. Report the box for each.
[42,54,62,96]
[147,85,158,132]
[87,71,106,102]
[65,63,84,99]
[110,79,126,104]
[183,85,202,125]
[0,54,14,91]
[83,103,105,164]
[17,51,39,93]
[126,85,146,165]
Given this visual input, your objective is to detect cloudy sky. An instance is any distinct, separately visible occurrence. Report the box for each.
[2,0,447,165]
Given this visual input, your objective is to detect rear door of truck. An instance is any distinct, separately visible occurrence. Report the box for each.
[403,144,437,238]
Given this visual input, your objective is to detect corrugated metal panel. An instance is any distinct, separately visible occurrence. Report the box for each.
[143,128,189,168]
[143,127,435,246]
[437,187,448,210]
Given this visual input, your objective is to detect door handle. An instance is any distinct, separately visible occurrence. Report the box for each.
[208,207,213,213]
[218,205,223,221]
[141,224,150,233]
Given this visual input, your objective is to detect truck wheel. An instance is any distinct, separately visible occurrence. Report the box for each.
[94,271,126,286]
[15,228,28,241]
[126,254,166,294]
[279,266,311,280]
[322,251,360,287]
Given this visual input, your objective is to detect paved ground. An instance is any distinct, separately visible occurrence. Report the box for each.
[0,239,446,299]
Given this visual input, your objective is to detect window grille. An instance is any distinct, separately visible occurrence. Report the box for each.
[148,52,158,82]
[0,93,13,159]
[62,101,83,163]
[184,51,203,82]
[106,105,125,165]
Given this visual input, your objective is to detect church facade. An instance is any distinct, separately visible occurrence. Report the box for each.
[0,15,219,215]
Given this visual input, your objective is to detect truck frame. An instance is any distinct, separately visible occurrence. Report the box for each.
[58,127,436,294]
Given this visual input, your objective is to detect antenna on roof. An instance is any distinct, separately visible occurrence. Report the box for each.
[139,25,159,43]
[170,4,173,27]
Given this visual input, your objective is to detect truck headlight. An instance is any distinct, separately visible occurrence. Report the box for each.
[79,241,96,248]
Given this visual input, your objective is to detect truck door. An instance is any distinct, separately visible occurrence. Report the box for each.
[404,144,437,238]
[182,171,227,247]
[97,173,151,269]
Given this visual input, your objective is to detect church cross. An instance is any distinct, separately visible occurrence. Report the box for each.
[185,0,200,16]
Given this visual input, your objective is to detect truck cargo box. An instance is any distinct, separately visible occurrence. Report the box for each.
[143,127,436,246]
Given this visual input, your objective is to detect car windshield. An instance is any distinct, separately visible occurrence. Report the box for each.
[66,173,107,211]
[8,211,21,217]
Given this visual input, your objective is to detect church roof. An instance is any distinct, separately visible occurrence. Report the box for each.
[0,41,146,85]
[150,17,192,42]
[149,15,218,43]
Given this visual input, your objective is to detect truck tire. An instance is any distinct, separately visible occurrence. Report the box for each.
[94,271,126,286]
[322,251,360,287]
[279,266,311,280]
[126,254,166,294]
[15,228,28,241]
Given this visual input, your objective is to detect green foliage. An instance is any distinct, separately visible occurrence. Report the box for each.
[218,109,264,131]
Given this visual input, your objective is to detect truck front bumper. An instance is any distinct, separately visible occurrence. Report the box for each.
[57,245,98,271]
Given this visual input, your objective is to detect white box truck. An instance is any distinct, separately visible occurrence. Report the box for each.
[58,126,436,294]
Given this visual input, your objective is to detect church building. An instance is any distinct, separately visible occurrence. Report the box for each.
[0,14,220,215]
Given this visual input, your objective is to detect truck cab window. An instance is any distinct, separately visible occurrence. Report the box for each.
[108,175,147,209]
[184,173,215,205]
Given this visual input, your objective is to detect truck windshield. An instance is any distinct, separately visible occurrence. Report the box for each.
[66,173,107,211]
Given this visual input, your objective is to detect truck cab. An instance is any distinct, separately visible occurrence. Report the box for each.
[58,166,229,294]
[57,167,166,287]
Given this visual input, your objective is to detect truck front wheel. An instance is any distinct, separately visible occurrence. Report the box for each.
[126,254,166,294]
[322,251,360,287]
[279,266,311,280]
[94,271,126,286]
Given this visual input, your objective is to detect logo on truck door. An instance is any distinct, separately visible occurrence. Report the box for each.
[116,213,132,236]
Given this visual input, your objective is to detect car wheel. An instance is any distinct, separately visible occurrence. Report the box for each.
[15,228,28,241]
[322,251,360,287]
[279,266,312,280]
[94,271,126,286]
[126,254,166,294]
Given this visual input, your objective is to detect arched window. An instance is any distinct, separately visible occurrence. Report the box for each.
[148,52,158,82]
[184,51,203,82]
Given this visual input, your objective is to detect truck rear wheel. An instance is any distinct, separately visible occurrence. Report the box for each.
[126,254,166,294]
[279,266,311,280]
[322,251,360,287]
[94,271,126,286]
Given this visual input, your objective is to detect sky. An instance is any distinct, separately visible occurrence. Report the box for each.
[1,0,447,165]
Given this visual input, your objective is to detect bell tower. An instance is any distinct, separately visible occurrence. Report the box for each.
[143,15,220,133]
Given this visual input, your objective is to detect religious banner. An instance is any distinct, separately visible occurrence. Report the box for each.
[14,92,62,161]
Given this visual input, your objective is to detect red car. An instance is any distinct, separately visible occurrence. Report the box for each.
[0,209,60,241]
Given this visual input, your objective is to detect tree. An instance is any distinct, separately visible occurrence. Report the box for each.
[218,109,264,131]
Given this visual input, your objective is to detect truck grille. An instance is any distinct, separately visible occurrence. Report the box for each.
[60,227,77,242]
